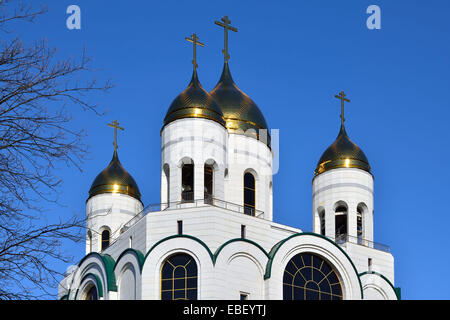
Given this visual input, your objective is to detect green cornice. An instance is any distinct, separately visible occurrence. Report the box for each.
[143,234,215,264]
[264,232,364,299]
[77,252,117,293]
[81,273,104,298]
[113,248,145,273]
[359,271,400,300]
[213,238,270,262]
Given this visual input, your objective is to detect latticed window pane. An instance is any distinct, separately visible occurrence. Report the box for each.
[283,252,343,300]
[161,253,198,300]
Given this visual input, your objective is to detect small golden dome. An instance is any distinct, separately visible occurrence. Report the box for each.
[210,63,270,146]
[315,124,371,176]
[163,70,225,129]
[88,150,141,201]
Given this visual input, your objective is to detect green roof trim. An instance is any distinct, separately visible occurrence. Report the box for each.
[213,238,270,263]
[74,273,103,299]
[264,232,364,299]
[359,271,400,300]
[77,252,117,293]
[144,234,215,264]
[113,248,145,274]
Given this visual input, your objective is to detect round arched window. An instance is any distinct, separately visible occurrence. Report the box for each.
[283,252,343,300]
[161,253,198,300]
[84,284,98,300]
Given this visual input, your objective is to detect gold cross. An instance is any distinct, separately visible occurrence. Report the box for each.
[185,33,204,70]
[214,15,238,63]
[107,120,124,151]
[334,91,350,126]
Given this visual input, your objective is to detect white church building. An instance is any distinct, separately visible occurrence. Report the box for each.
[58,17,399,301]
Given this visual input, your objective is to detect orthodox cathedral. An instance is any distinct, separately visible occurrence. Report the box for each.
[58,16,399,300]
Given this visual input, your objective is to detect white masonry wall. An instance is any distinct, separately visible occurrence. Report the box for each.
[225,133,273,220]
[161,118,228,204]
[312,168,374,242]
[86,193,143,254]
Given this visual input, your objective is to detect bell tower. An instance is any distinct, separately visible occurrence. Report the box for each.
[312,92,374,245]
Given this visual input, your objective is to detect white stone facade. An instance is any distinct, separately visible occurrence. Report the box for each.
[59,116,398,301]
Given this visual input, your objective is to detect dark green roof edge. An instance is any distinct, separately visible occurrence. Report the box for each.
[359,271,400,300]
[80,273,104,298]
[213,238,270,263]
[77,252,117,293]
[143,234,215,264]
[264,232,364,299]
[113,248,145,274]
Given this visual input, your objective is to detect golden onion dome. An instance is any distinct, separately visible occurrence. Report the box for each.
[314,124,371,176]
[163,70,225,129]
[210,63,270,146]
[88,150,142,201]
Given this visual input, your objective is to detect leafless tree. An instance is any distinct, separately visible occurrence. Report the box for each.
[0,1,112,299]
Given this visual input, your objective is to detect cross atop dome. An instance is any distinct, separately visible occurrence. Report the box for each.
[107,120,124,151]
[334,91,350,126]
[214,15,238,63]
[185,33,204,70]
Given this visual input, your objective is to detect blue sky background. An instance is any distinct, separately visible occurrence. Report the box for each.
[9,0,450,299]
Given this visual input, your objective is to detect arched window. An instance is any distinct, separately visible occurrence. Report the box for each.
[84,284,98,300]
[318,208,325,236]
[87,230,92,253]
[283,252,343,300]
[181,162,194,202]
[357,203,367,244]
[243,172,256,216]
[161,253,198,300]
[204,164,214,203]
[334,202,348,242]
[163,164,170,204]
[101,229,110,251]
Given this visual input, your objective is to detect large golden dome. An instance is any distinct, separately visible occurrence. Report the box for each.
[210,63,270,146]
[314,124,371,176]
[88,150,142,201]
[163,70,225,129]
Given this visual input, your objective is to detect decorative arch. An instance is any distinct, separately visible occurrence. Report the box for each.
[141,235,215,300]
[264,232,363,300]
[359,271,399,300]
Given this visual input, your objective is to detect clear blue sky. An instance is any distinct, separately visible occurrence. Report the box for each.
[11,1,450,299]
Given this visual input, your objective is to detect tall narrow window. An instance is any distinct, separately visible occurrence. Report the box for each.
[204,164,213,203]
[181,163,194,202]
[101,229,110,251]
[241,225,246,239]
[177,220,183,235]
[318,209,325,236]
[161,253,198,300]
[357,208,363,244]
[357,203,367,245]
[334,203,348,243]
[243,172,256,216]
[163,164,170,204]
[87,230,92,253]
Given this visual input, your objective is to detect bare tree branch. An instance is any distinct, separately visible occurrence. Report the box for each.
[0,1,113,299]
